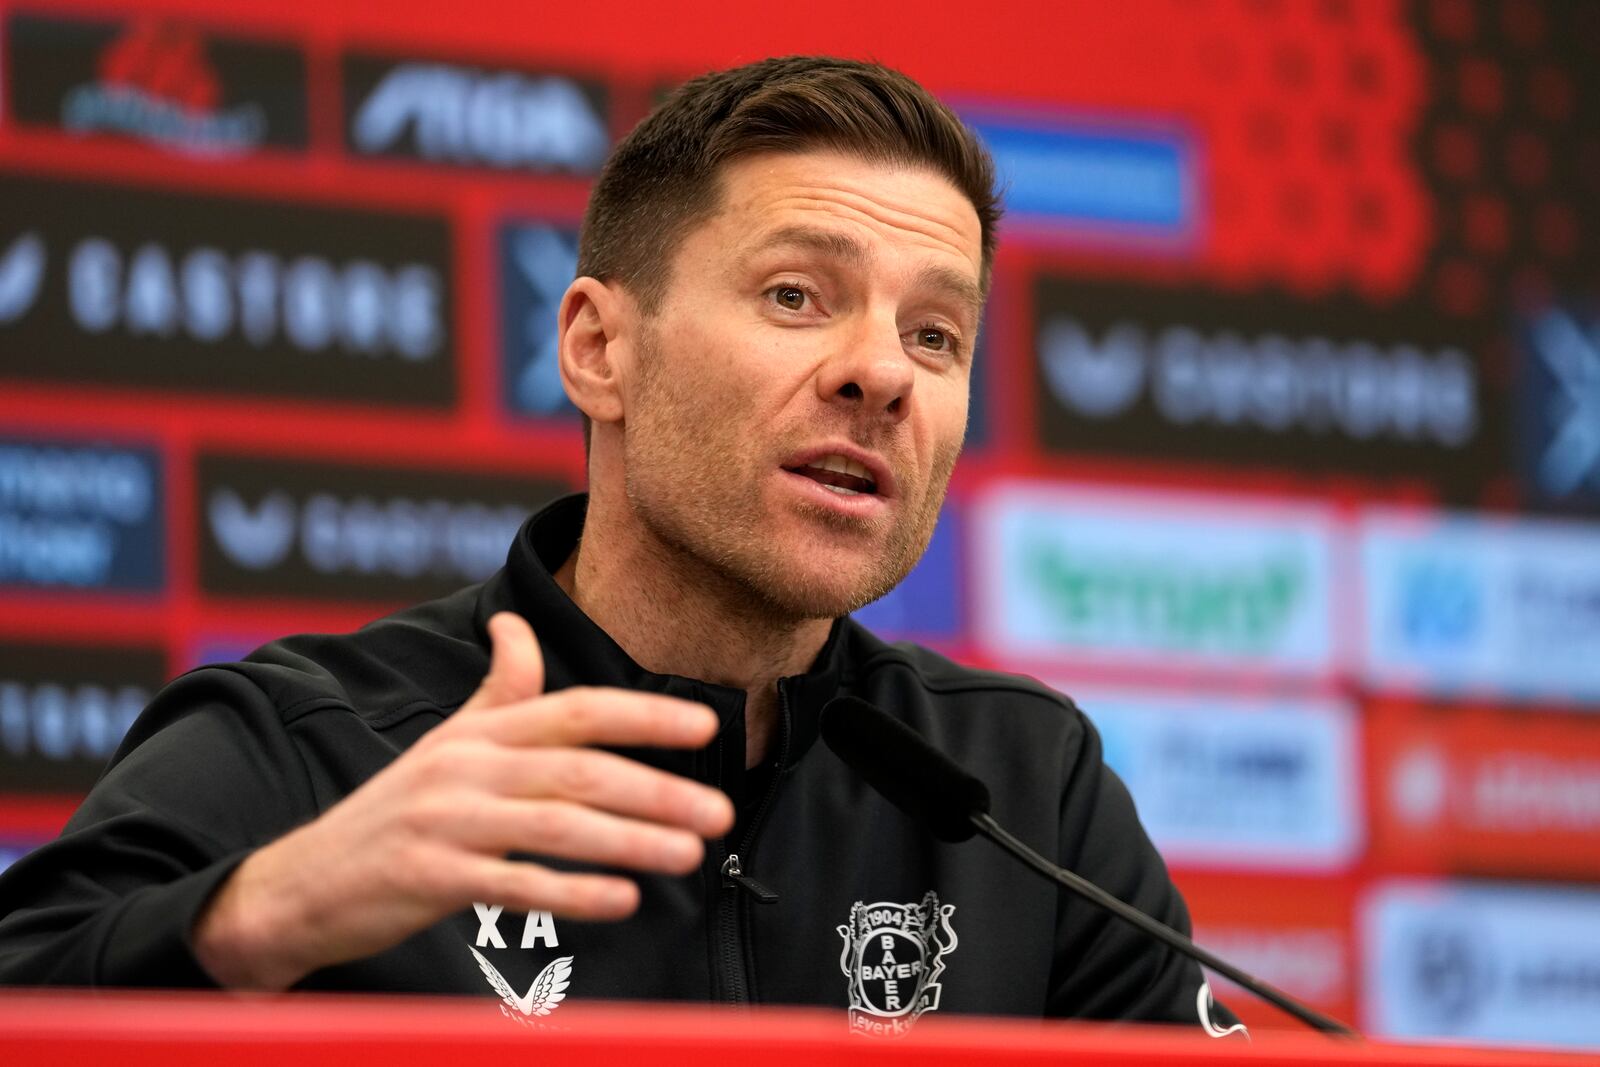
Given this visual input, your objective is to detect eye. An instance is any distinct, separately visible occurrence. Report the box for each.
[771,285,810,311]
[913,325,959,355]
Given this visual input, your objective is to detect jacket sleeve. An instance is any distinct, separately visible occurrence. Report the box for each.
[1044,706,1245,1034]
[0,669,317,988]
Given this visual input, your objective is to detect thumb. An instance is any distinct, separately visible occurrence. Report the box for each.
[463,611,546,712]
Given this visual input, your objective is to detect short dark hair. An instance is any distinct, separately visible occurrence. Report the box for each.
[577,55,1001,312]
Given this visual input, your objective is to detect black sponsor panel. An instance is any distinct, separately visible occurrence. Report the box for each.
[1032,277,1502,493]
[4,12,308,153]
[0,643,167,793]
[342,52,610,174]
[0,174,454,406]
[198,453,570,601]
[0,437,164,592]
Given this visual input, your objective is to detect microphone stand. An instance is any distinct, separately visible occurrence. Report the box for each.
[970,812,1359,1038]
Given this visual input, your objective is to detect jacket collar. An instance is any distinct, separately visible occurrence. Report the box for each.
[476,493,843,771]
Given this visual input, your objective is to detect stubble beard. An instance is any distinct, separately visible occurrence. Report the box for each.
[621,328,960,624]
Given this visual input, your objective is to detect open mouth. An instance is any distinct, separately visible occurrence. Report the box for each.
[783,454,879,496]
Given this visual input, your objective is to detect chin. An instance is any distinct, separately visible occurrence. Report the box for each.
[745,558,905,621]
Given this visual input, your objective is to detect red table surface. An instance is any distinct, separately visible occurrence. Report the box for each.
[0,993,1590,1067]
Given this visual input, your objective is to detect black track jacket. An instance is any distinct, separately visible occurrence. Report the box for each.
[0,495,1239,1035]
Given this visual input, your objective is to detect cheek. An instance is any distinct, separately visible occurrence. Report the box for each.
[918,379,970,446]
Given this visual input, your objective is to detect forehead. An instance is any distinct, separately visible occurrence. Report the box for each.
[698,150,984,284]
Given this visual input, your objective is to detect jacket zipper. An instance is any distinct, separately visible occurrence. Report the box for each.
[714,683,792,1003]
[721,853,779,903]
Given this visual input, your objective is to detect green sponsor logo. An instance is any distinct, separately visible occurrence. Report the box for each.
[1024,542,1307,652]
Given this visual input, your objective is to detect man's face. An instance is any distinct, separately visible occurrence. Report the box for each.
[617,149,983,620]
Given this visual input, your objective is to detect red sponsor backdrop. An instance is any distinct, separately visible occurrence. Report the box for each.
[1,0,1598,1041]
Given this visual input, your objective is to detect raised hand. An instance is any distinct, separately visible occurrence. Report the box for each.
[192,612,733,990]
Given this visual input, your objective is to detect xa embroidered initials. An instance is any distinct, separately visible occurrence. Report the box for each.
[473,902,561,949]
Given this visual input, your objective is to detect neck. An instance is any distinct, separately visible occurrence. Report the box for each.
[554,489,833,769]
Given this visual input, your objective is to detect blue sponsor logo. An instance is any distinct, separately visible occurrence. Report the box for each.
[499,221,580,419]
[0,438,163,591]
[963,110,1194,238]
[1515,305,1600,513]
[1398,558,1483,650]
[853,507,962,641]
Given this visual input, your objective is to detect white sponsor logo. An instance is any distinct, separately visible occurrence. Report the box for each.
[1389,746,1600,835]
[1361,509,1600,704]
[0,680,148,761]
[1363,880,1600,1048]
[352,64,607,171]
[207,487,526,582]
[1079,687,1360,869]
[1525,308,1600,498]
[837,894,958,1036]
[974,482,1336,673]
[1390,746,1449,827]
[1196,927,1346,1004]
[0,446,153,523]
[469,903,572,1025]
[207,489,296,570]
[0,232,47,324]
[1039,316,1477,445]
[66,237,442,359]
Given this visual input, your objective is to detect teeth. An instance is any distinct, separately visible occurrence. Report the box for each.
[822,483,861,495]
[813,454,872,481]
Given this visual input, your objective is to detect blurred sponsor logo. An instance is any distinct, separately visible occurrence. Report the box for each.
[0,643,166,793]
[1515,304,1600,514]
[1180,873,1354,1030]
[0,232,47,324]
[0,174,453,405]
[1034,279,1489,486]
[1199,928,1346,1005]
[198,453,568,601]
[345,54,608,173]
[1361,510,1600,704]
[974,483,1335,674]
[963,113,1191,237]
[0,438,162,591]
[853,505,962,642]
[1371,703,1600,879]
[1363,880,1600,1048]
[1080,688,1359,869]
[4,13,307,154]
[499,222,580,418]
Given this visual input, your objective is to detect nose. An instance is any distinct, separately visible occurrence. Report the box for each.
[815,315,914,423]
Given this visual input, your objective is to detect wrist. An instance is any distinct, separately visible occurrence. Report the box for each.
[192,844,318,991]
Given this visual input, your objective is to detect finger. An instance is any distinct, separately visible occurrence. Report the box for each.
[461,612,546,714]
[479,747,734,837]
[450,854,639,920]
[478,687,720,750]
[447,797,709,874]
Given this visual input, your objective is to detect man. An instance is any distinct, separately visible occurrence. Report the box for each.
[0,56,1238,1034]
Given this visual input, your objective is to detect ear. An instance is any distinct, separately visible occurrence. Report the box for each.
[557,276,629,426]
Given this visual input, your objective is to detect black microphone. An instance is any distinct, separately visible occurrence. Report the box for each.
[819,696,1358,1038]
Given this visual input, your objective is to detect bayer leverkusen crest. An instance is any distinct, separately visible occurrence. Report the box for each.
[836,892,958,1036]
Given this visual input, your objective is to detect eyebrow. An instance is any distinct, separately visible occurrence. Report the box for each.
[739,225,984,324]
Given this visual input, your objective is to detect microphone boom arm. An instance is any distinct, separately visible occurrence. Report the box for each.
[969,812,1358,1038]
